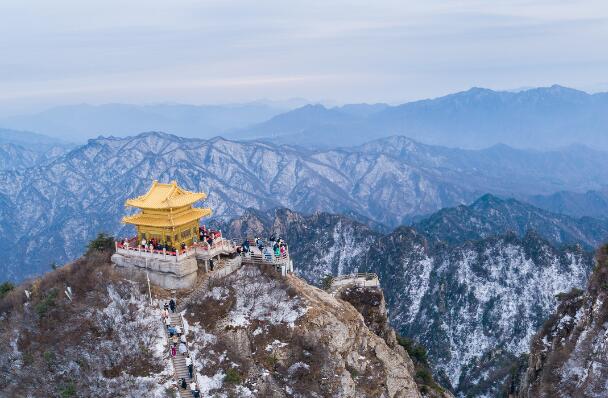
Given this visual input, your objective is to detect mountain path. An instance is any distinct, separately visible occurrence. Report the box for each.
[165,312,196,397]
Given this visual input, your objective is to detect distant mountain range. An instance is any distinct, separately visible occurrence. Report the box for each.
[3,131,608,281]
[231,85,608,149]
[0,102,297,143]
[0,127,70,149]
[2,85,607,150]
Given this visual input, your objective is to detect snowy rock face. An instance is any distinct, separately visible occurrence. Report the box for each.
[4,131,608,281]
[217,208,380,283]
[519,246,608,398]
[0,143,41,170]
[369,230,593,397]
[183,264,423,397]
[219,205,597,396]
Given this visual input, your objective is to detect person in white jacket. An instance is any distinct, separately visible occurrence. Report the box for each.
[186,354,193,378]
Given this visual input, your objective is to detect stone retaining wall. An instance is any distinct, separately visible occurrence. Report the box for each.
[111,252,198,289]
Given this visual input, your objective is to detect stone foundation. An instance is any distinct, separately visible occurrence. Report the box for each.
[111,252,198,289]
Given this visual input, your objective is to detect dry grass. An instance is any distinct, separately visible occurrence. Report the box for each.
[0,248,167,397]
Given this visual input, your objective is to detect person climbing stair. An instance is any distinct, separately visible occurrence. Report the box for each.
[169,298,176,313]
[186,354,193,379]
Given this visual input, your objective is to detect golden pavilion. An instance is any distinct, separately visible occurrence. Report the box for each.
[123,180,211,248]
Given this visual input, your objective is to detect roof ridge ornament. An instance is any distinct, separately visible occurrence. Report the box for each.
[125,180,207,210]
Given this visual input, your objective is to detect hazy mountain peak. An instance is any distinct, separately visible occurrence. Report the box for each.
[132,131,190,141]
[471,192,505,207]
[462,86,497,96]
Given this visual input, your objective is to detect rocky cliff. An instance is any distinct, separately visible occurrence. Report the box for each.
[335,285,451,398]
[181,263,432,397]
[519,245,608,397]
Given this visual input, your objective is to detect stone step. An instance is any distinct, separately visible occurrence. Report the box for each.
[161,316,199,398]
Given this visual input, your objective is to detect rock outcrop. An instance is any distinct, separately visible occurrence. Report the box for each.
[335,285,399,350]
[519,245,608,398]
[335,284,452,398]
[183,264,424,397]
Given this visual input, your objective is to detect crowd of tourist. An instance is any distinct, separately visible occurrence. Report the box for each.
[237,233,288,259]
[161,299,201,397]
[198,225,221,247]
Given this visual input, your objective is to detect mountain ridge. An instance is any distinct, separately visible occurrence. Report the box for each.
[3,132,608,281]
[413,193,608,249]
[518,244,608,397]
[0,102,293,143]
[0,247,440,397]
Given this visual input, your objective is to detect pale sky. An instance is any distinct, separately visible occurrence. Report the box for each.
[1,0,607,114]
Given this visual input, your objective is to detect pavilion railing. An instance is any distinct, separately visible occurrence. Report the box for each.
[115,237,235,263]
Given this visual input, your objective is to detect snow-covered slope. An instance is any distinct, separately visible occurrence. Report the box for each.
[371,230,592,397]
[182,264,428,397]
[0,251,173,397]
[519,246,608,397]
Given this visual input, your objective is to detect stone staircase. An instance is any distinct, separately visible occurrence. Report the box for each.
[164,255,244,396]
[165,311,196,397]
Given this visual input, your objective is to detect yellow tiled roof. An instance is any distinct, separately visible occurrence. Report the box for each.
[126,180,207,209]
[122,207,212,227]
